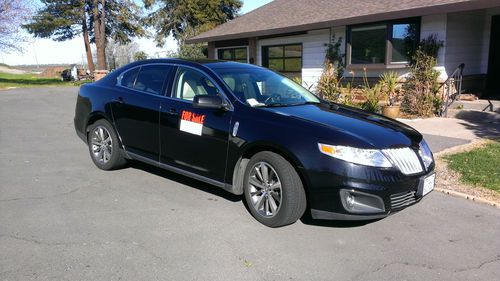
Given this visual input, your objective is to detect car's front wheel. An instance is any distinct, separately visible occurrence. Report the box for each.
[243,151,306,227]
[87,119,127,170]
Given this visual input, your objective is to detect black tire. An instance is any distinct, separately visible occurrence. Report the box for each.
[243,151,307,227]
[87,119,127,170]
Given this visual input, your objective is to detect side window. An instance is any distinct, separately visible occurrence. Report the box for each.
[118,67,140,88]
[133,65,172,95]
[174,68,219,101]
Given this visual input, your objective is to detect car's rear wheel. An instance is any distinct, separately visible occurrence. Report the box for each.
[87,119,126,170]
[243,151,306,227]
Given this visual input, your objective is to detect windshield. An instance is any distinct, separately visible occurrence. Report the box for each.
[212,67,320,107]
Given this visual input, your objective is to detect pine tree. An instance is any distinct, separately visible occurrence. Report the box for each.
[144,0,242,48]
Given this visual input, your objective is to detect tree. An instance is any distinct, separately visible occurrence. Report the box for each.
[177,26,207,59]
[143,0,242,48]
[24,0,145,72]
[133,51,148,61]
[0,0,32,53]
[105,39,139,69]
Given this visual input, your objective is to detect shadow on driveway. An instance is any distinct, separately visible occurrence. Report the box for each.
[454,110,500,140]
[129,160,377,228]
[128,160,241,202]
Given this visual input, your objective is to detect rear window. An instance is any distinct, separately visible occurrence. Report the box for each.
[118,67,140,88]
[134,65,172,95]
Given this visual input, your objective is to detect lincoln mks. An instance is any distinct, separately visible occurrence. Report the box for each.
[74,59,435,227]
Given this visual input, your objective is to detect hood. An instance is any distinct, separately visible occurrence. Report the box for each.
[263,103,422,149]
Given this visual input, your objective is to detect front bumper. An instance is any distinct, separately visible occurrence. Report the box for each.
[300,156,435,221]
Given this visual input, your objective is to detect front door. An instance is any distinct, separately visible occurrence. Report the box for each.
[486,15,500,99]
[111,64,173,160]
[160,67,232,182]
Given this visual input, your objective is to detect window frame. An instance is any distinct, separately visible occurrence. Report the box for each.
[262,43,303,77]
[216,46,249,63]
[346,17,421,69]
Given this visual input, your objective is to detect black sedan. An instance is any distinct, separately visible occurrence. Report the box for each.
[74,59,435,227]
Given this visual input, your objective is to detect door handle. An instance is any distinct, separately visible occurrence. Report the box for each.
[165,108,178,116]
[114,97,124,104]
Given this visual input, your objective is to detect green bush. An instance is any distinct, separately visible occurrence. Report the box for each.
[379,71,400,106]
[361,83,382,112]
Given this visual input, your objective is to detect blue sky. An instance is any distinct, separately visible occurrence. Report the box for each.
[1,0,273,66]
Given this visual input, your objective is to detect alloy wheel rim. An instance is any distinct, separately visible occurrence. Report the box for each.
[248,162,282,217]
[91,126,113,163]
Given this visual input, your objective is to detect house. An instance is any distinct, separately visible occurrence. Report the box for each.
[186,0,500,99]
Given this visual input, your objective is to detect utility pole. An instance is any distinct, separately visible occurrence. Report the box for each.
[32,40,39,69]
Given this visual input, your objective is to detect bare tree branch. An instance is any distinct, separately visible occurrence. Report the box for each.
[0,0,33,53]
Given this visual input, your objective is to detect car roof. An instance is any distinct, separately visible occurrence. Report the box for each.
[127,58,262,71]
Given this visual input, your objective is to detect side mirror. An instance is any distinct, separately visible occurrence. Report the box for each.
[193,95,227,110]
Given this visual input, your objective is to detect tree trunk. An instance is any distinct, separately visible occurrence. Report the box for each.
[82,12,95,74]
[93,0,107,70]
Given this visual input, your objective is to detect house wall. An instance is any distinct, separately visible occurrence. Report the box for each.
[257,29,330,90]
[445,10,485,76]
[444,7,500,92]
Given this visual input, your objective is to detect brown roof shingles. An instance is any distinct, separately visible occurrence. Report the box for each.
[187,0,500,43]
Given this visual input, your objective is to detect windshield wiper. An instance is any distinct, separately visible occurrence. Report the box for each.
[264,101,321,107]
[264,102,288,107]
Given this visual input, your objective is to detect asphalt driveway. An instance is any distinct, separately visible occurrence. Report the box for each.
[1,87,499,281]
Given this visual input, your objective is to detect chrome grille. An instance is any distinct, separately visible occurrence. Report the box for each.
[391,190,417,209]
[383,148,423,175]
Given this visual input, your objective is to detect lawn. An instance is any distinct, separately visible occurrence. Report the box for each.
[0,72,84,89]
[444,141,500,192]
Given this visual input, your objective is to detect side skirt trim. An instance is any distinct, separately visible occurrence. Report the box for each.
[127,151,238,194]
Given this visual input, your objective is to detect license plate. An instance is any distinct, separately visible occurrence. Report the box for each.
[422,173,435,196]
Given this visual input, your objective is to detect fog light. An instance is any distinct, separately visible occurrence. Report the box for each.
[340,189,385,214]
[346,193,355,208]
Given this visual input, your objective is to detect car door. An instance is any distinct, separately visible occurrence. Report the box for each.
[160,66,232,182]
[111,64,173,161]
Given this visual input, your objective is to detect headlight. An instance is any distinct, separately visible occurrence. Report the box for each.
[318,143,392,168]
[419,139,434,169]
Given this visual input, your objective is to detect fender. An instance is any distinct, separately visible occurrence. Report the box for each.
[227,140,312,196]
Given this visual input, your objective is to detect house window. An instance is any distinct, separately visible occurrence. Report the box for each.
[262,44,302,80]
[217,47,248,63]
[391,23,418,63]
[351,25,387,64]
[348,19,420,66]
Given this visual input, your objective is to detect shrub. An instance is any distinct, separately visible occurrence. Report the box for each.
[316,63,341,102]
[402,49,442,117]
[407,34,443,65]
[379,71,400,106]
[324,34,345,79]
[361,83,382,112]
[133,51,148,61]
